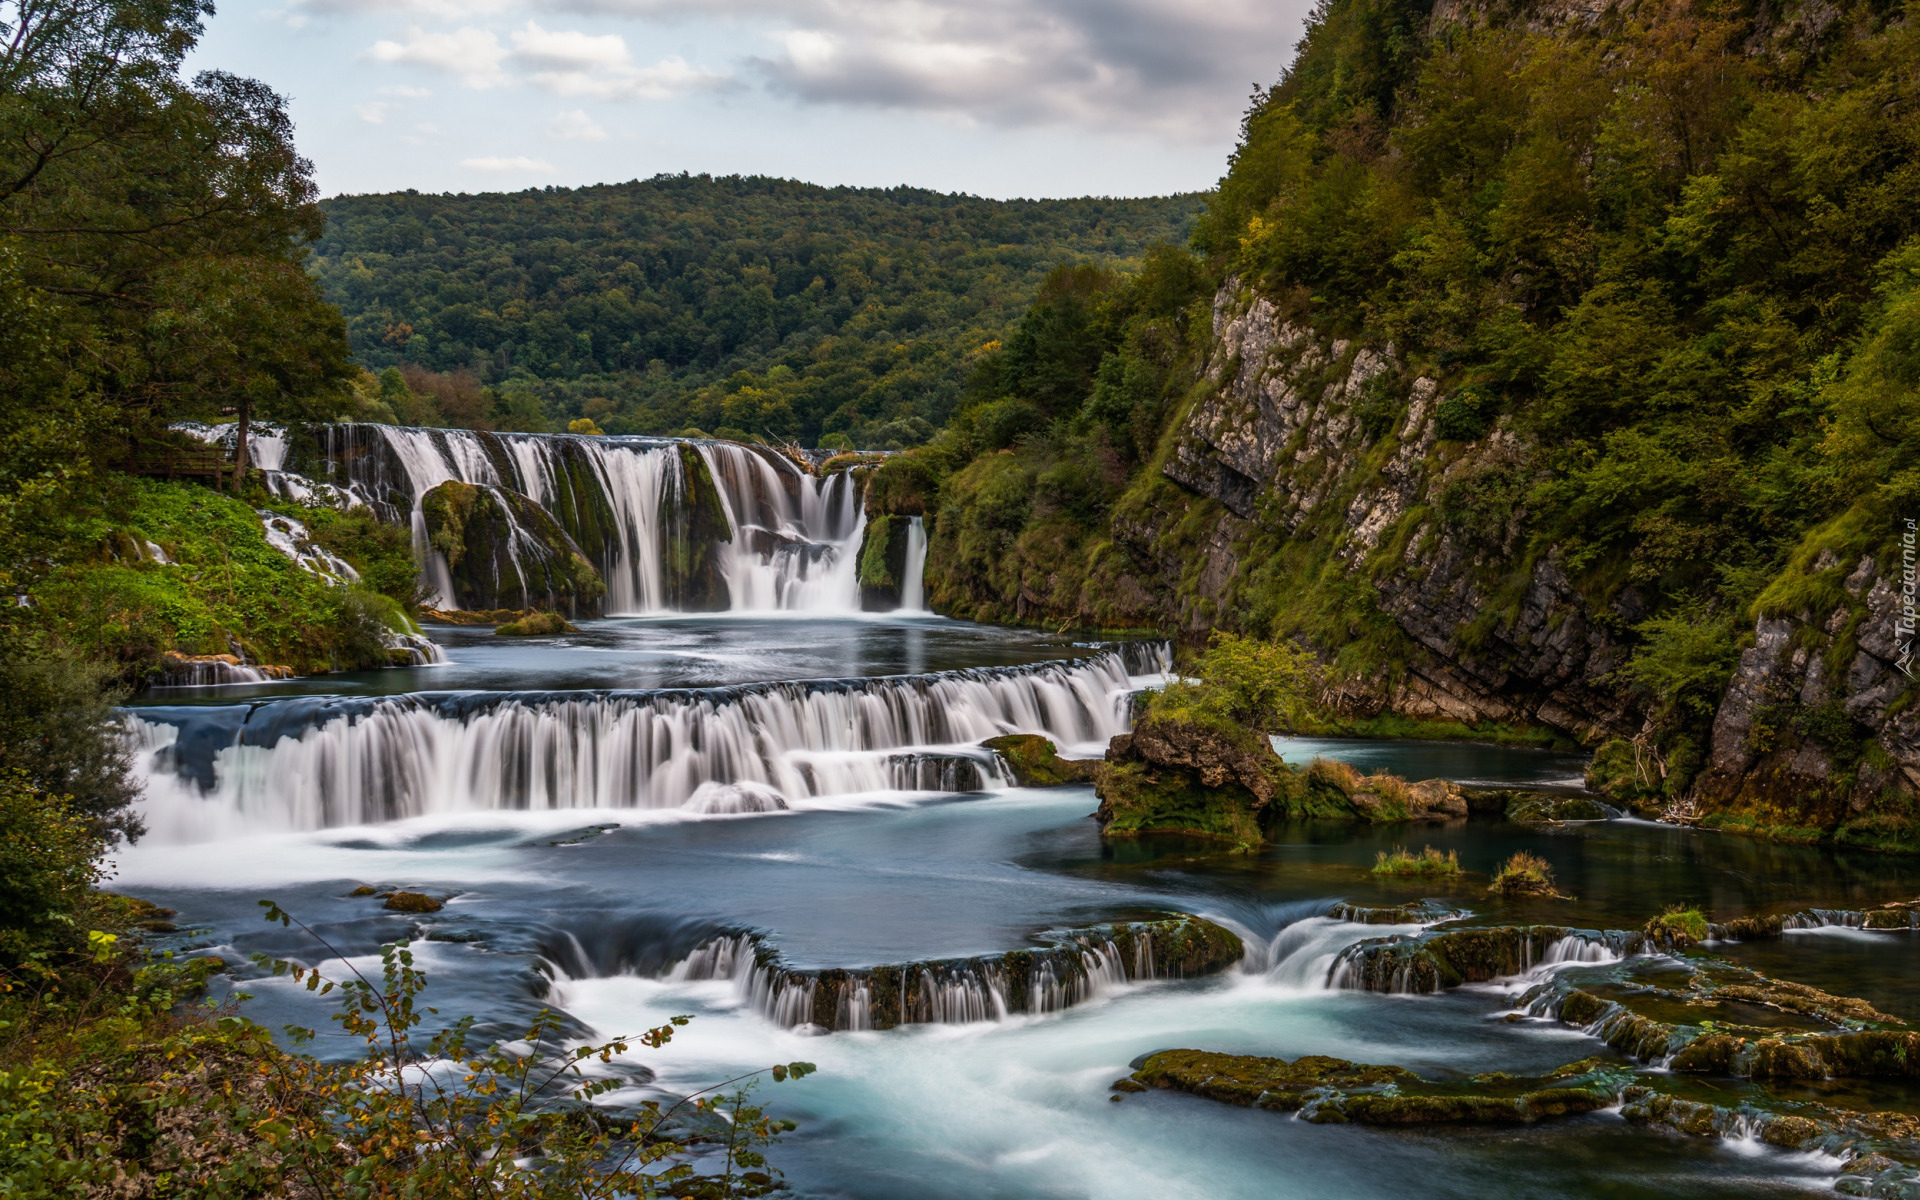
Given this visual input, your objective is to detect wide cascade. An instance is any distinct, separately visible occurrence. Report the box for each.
[130,649,1159,841]
[233,424,891,615]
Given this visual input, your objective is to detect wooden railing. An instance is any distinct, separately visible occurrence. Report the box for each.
[126,443,233,488]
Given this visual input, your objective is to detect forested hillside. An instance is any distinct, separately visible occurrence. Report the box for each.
[313,179,1202,447]
[891,0,1920,844]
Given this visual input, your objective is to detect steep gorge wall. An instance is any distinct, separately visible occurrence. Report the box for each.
[968,278,1915,823]
[1159,280,1642,742]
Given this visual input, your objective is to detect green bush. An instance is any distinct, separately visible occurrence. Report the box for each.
[0,638,139,842]
[0,775,102,968]
[1433,387,1497,442]
[1372,845,1460,876]
[1159,630,1322,732]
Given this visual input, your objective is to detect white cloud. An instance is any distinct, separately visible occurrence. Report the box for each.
[355,101,393,124]
[509,23,730,99]
[547,108,610,140]
[462,154,556,170]
[365,19,728,100]
[350,0,1303,136]
[367,26,509,89]
[379,84,434,97]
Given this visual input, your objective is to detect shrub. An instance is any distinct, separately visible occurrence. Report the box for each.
[1156,630,1321,732]
[1371,845,1460,876]
[1434,387,1498,442]
[1489,851,1559,896]
[1645,905,1709,946]
[0,774,102,967]
[0,637,139,842]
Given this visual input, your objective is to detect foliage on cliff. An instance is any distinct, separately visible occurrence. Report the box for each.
[312,180,1203,448]
[920,0,1920,820]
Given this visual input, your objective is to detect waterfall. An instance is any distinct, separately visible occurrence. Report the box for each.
[645,919,1191,1032]
[129,650,1145,841]
[900,516,927,612]
[697,442,865,612]
[280,425,883,615]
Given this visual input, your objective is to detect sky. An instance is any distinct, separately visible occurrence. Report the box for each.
[185,0,1312,200]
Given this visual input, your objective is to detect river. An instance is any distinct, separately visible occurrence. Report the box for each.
[113,612,1920,1198]
[117,428,1913,1197]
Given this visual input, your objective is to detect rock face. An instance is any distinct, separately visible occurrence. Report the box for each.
[1042,279,1913,833]
[420,481,605,616]
[1689,553,1920,843]
[1158,280,1639,741]
[659,443,732,611]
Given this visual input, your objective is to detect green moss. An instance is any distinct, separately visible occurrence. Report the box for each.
[1488,852,1560,897]
[661,444,733,611]
[1094,760,1266,847]
[1303,713,1575,749]
[982,734,1095,787]
[1121,1049,1629,1125]
[9,475,406,679]
[421,481,605,614]
[1506,794,1614,823]
[1645,906,1709,947]
[495,611,577,637]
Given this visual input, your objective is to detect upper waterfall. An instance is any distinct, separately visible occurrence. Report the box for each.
[224,423,912,617]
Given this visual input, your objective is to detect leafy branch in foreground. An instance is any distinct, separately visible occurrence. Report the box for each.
[251,899,816,1199]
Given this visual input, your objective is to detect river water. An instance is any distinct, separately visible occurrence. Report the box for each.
[116,614,1911,1198]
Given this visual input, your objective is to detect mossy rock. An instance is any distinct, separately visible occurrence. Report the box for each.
[660,444,733,611]
[858,514,911,610]
[1643,907,1709,948]
[381,891,444,913]
[1122,1049,1628,1124]
[421,481,604,615]
[983,734,1095,787]
[1093,759,1265,845]
[862,453,937,517]
[1506,793,1614,823]
[496,611,577,637]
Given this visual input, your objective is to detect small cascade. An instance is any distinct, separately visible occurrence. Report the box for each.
[384,631,447,667]
[1536,931,1639,968]
[899,517,927,612]
[644,915,1237,1032]
[257,511,361,585]
[698,442,865,612]
[1785,909,1878,931]
[130,651,1142,840]
[150,654,293,688]
[1325,926,1643,995]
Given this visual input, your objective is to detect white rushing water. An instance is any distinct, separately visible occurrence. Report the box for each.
[130,651,1151,842]
[183,423,927,616]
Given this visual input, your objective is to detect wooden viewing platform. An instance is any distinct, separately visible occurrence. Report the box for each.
[126,443,234,489]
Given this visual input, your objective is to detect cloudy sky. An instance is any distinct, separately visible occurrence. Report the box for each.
[187,0,1311,199]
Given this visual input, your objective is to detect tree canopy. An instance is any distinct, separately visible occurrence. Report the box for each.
[311,178,1202,447]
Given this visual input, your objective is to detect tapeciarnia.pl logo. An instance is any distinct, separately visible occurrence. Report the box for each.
[1901,518,1916,679]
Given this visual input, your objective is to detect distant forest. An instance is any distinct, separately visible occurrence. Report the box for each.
[313,176,1203,447]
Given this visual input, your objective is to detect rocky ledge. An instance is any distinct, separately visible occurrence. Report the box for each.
[1092,713,1465,844]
